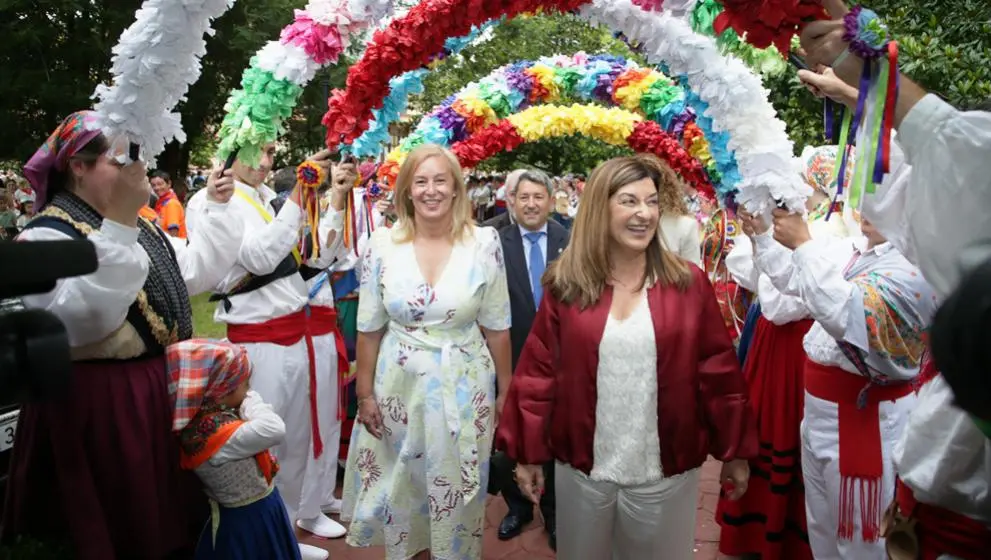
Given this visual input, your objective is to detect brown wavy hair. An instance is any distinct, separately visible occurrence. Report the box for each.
[545,154,692,308]
[652,154,692,216]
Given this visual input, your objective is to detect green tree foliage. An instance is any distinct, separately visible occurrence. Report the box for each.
[765,0,991,152]
[0,0,348,179]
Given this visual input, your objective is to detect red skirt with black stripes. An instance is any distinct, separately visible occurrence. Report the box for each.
[716,316,814,560]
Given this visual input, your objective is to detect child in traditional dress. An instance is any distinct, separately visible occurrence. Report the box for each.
[167,339,303,560]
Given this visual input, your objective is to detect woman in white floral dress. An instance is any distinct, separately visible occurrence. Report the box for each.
[341,144,513,560]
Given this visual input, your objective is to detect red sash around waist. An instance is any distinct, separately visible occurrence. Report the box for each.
[804,360,916,543]
[896,479,991,560]
[227,306,350,459]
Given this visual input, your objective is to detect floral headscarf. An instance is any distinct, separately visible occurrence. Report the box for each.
[23,111,103,205]
[800,144,856,200]
[167,339,251,432]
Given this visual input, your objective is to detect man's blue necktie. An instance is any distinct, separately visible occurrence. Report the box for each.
[525,231,546,308]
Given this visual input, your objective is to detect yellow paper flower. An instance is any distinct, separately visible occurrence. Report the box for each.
[687,135,714,168]
[525,64,561,102]
[614,72,663,112]
[507,104,642,146]
[385,145,406,168]
[453,94,498,132]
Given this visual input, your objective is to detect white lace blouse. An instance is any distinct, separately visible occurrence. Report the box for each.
[590,292,662,485]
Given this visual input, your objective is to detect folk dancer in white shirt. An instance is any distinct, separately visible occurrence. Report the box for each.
[800,7,991,553]
[186,145,351,559]
[4,110,243,559]
[756,205,936,560]
[320,160,387,472]
[717,145,853,560]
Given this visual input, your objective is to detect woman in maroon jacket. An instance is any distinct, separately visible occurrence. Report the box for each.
[495,154,757,560]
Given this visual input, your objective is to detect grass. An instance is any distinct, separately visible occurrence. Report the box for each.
[190,293,226,338]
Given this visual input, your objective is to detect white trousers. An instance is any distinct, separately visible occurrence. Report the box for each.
[241,333,341,522]
[555,462,699,560]
[801,390,916,560]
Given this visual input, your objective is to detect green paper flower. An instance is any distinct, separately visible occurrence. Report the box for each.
[553,66,583,92]
[478,84,513,118]
[400,133,426,152]
[216,59,303,167]
[640,80,684,120]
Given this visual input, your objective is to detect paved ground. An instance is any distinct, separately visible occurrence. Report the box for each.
[300,458,724,559]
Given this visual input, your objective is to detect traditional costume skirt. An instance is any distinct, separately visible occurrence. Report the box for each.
[194,488,302,560]
[716,316,814,560]
[2,356,205,559]
[335,293,359,463]
[736,302,762,367]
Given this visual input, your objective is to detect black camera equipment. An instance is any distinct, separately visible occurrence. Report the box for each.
[930,253,991,421]
[0,239,98,406]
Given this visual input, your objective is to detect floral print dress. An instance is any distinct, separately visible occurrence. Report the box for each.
[341,225,511,560]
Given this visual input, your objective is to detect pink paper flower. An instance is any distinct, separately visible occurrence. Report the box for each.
[281,10,346,65]
[631,0,663,12]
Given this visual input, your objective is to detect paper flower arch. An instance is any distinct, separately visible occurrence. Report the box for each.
[388,103,716,201]
[347,0,788,163]
[577,0,807,212]
[214,0,394,166]
[324,0,806,212]
[379,53,735,201]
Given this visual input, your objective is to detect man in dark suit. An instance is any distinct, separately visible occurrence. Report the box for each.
[492,169,568,550]
[481,169,525,230]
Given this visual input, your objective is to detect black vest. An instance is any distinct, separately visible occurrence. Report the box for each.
[25,192,193,355]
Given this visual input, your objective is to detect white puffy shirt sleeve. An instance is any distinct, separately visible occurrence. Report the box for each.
[210,391,286,465]
[236,198,304,276]
[753,231,802,297]
[17,220,149,347]
[169,201,245,296]
[725,235,758,293]
[890,94,991,298]
[858,139,915,265]
[789,238,864,348]
[678,217,702,267]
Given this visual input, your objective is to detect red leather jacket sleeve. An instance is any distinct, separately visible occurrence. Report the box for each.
[495,290,560,465]
[695,271,758,461]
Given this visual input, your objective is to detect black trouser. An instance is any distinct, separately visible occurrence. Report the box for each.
[491,452,555,524]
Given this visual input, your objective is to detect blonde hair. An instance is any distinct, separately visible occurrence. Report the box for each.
[546,154,692,308]
[391,144,474,243]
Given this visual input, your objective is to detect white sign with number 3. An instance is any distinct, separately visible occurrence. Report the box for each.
[0,410,18,453]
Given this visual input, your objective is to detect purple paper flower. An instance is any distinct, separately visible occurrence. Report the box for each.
[434,106,468,142]
[669,108,697,137]
[505,71,534,100]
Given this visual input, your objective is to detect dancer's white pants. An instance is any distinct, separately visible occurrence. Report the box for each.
[555,462,699,560]
[801,390,916,560]
[241,333,340,522]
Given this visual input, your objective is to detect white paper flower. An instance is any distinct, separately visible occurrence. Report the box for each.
[256,41,322,86]
[92,0,236,163]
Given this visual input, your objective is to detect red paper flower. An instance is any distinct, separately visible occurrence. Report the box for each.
[714,0,826,54]
[628,121,716,201]
[612,68,652,93]
[325,0,590,150]
[451,120,525,168]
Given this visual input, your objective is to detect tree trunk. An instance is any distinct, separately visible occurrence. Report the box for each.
[156,141,192,199]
